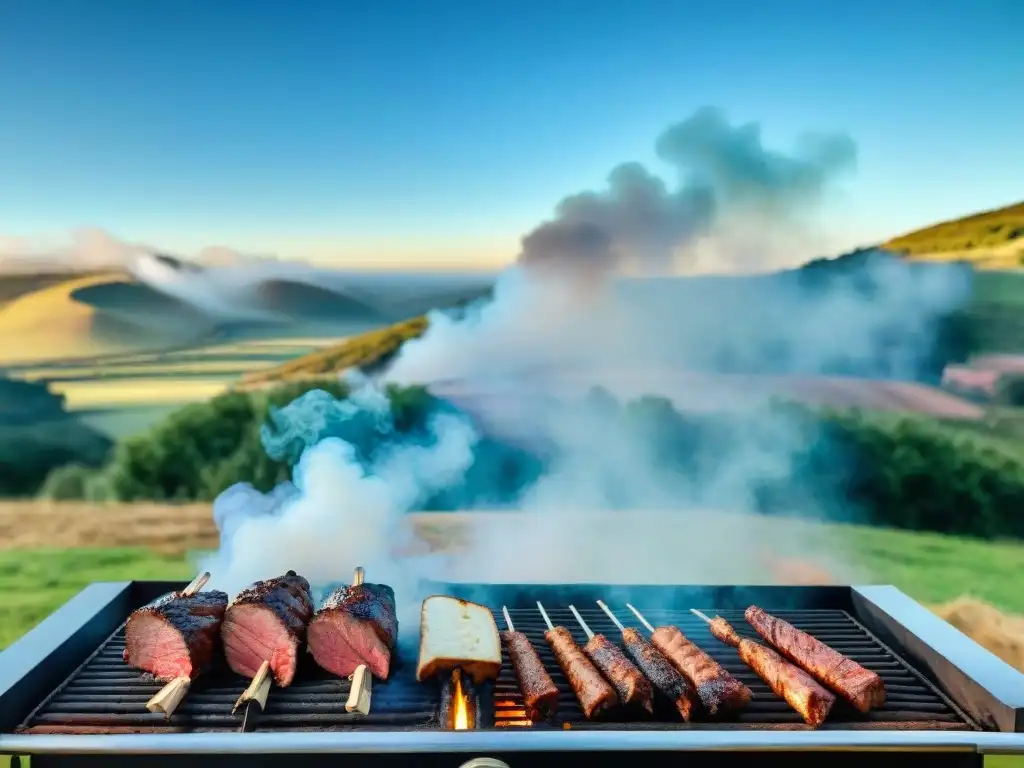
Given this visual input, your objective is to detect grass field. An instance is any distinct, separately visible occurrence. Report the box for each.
[2,503,1023,655]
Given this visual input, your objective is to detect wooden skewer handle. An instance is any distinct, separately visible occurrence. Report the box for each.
[183,572,211,597]
[346,664,372,715]
[233,660,272,714]
[343,567,373,716]
[147,676,190,718]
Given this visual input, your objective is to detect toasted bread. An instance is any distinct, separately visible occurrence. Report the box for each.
[416,595,502,684]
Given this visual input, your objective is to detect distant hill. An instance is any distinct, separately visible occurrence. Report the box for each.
[884,201,1024,268]
[0,272,216,366]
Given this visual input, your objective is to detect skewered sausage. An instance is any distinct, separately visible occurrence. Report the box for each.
[708,617,835,728]
[583,634,654,714]
[622,628,699,721]
[744,605,885,713]
[651,625,752,716]
[501,630,559,721]
[545,626,618,719]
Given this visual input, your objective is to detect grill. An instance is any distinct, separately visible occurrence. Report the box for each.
[2,580,1024,768]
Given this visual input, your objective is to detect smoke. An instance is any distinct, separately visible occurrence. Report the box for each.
[198,107,971,615]
[200,373,481,626]
[0,226,324,322]
[516,106,856,280]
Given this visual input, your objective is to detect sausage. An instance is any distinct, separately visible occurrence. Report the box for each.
[544,626,618,719]
[622,628,699,722]
[582,634,654,714]
[651,625,752,716]
[709,617,835,728]
[501,630,559,721]
[745,605,885,713]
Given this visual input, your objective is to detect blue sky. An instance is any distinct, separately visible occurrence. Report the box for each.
[0,0,1021,268]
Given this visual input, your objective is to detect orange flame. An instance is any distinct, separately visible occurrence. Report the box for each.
[453,671,469,730]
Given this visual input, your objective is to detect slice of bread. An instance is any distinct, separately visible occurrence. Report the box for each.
[416,595,502,684]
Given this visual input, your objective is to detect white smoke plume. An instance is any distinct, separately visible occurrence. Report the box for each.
[197,107,970,615]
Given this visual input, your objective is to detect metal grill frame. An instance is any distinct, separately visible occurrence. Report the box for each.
[2,580,1024,758]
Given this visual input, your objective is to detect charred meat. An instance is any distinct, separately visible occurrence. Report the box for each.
[308,582,399,680]
[123,590,228,681]
[221,571,314,687]
[583,634,654,715]
[709,616,835,728]
[545,626,618,720]
[745,605,885,713]
[651,625,752,716]
[621,627,699,722]
[501,630,560,721]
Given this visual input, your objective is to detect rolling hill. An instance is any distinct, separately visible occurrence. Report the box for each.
[0,272,216,366]
[884,200,1024,268]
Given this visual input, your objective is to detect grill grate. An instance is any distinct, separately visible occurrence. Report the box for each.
[15,602,977,734]
[491,606,976,731]
[18,628,440,734]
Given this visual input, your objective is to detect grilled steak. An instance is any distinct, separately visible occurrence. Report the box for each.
[221,570,313,687]
[621,627,699,722]
[651,625,751,716]
[544,626,618,719]
[308,582,398,680]
[123,590,228,681]
[709,616,835,728]
[745,605,886,713]
[501,629,559,721]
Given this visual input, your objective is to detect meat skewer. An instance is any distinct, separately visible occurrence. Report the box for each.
[744,605,885,713]
[536,601,618,720]
[625,603,752,717]
[567,605,654,715]
[309,565,398,684]
[500,606,559,722]
[222,570,314,729]
[691,609,835,728]
[343,568,374,716]
[124,572,228,719]
[595,600,698,722]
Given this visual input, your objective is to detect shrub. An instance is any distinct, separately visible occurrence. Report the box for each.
[103,379,441,502]
[995,374,1024,407]
[0,419,113,497]
[41,373,1024,541]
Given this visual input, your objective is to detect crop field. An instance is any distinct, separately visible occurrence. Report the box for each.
[4,335,350,437]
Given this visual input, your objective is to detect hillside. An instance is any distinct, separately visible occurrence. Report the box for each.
[884,200,1024,267]
[237,314,429,388]
[0,271,215,365]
